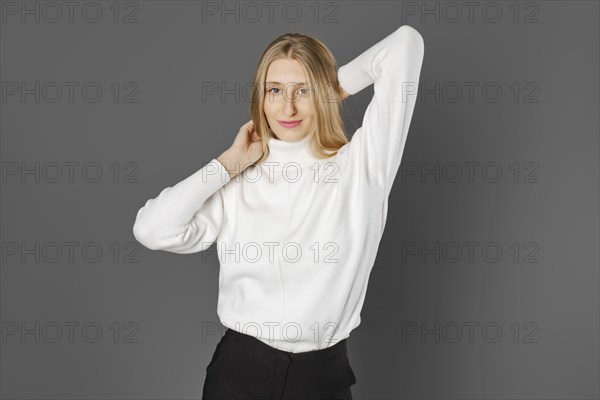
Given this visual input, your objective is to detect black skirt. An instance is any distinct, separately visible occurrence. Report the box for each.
[202,328,357,400]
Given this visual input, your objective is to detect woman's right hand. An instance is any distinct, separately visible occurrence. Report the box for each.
[340,87,350,101]
[217,120,264,179]
[231,120,263,164]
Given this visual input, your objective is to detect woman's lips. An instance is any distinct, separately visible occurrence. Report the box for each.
[278,120,302,128]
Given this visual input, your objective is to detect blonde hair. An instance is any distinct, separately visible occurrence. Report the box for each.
[250,32,350,165]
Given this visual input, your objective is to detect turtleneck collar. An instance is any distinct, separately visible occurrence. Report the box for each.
[262,133,321,169]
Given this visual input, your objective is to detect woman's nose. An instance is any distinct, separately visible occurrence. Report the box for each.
[283,90,298,114]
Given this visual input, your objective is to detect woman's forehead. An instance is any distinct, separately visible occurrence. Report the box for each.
[265,80,307,86]
[265,59,307,84]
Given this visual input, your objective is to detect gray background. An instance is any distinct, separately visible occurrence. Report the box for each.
[1,1,598,399]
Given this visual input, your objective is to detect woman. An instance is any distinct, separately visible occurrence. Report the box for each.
[133,24,424,400]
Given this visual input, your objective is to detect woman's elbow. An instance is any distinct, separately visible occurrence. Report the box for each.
[132,221,161,251]
[399,25,425,57]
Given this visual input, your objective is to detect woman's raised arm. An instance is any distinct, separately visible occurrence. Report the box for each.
[338,25,425,196]
[132,158,230,254]
[132,120,262,254]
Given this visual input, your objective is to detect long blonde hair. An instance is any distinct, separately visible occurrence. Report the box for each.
[250,32,350,165]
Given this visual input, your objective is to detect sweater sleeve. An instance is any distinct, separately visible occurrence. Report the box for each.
[132,158,231,254]
[337,25,424,196]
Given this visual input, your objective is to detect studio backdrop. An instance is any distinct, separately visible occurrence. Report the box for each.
[1,1,598,399]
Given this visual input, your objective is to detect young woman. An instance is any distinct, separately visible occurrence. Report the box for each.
[133,24,424,400]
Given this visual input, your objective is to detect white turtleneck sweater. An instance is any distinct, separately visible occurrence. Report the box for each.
[133,25,424,353]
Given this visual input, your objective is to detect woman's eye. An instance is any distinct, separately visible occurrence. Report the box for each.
[266,87,308,97]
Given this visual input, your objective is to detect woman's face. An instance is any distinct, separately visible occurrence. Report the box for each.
[263,58,314,142]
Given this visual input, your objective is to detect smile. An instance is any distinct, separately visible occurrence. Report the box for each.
[277,120,302,128]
